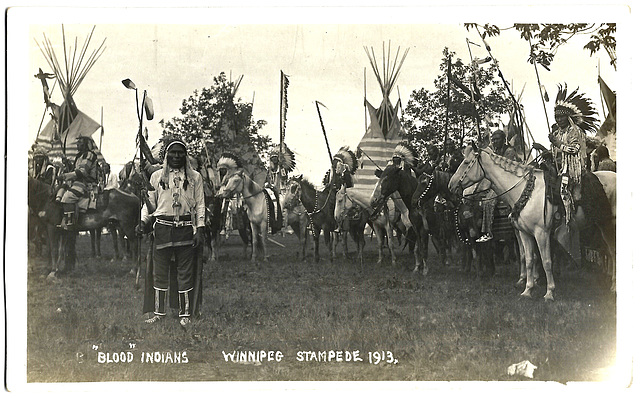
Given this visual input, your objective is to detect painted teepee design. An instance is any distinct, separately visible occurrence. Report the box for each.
[353,43,409,196]
[31,25,106,164]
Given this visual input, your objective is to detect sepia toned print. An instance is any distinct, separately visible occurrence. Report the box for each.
[6,4,633,394]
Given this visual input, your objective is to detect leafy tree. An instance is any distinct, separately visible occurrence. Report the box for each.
[159,72,271,177]
[402,47,512,157]
[465,23,617,70]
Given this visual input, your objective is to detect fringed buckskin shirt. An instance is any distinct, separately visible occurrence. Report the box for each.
[141,168,206,230]
[551,122,587,185]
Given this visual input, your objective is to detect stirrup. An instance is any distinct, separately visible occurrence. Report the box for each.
[145,315,164,324]
[477,234,493,243]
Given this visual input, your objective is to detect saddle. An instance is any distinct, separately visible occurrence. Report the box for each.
[263,187,283,234]
[541,164,611,227]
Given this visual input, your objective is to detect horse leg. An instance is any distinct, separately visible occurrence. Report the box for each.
[597,222,616,292]
[412,229,422,273]
[373,223,384,265]
[313,227,321,263]
[47,224,59,275]
[250,223,259,265]
[90,229,97,257]
[534,229,555,301]
[421,231,430,276]
[515,230,527,286]
[95,228,102,258]
[301,220,309,262]
[108,224,121,261]
[261,219,268,262]
[325,228,335,262]
[520,233,539,298]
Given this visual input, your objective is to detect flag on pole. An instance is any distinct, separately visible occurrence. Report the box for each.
[279,71,290,146]
[597,76,616,160]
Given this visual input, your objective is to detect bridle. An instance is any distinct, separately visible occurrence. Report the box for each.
[457,148,535,202]
[335,189,357,222]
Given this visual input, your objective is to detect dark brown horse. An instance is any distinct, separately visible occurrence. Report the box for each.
[29,176,141,275]
[411,170,459,268]
[371,165,432,274]
[283,176,336,263]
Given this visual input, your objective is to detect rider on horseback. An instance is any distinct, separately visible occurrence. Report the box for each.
[477,129,521,242]
[30,145,57,186]
[55,136,99,229]
[323,146,357,190]
[548,84,598,223]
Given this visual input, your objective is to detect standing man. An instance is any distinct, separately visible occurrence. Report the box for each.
[55,136,99,229]
[548,85,597,223]
[477,129,521,242]
[139,138,205,326]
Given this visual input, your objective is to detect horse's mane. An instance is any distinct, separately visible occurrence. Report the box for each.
[483,148,534,178]
[292,175,318,193]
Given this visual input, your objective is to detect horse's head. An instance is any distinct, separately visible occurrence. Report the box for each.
[448,143,484,195]
[370,164,402,209]
[283,177,302,210]
[334,186,350,223]
[216,170,243,199]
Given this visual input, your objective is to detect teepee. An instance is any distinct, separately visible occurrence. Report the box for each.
[353,43,409,196]
[31,26,106,165]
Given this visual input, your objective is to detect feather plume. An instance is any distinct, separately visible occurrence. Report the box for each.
[392,142,418,167]
[269,144,296,172]
[554,83,599,133]
[217,153,242,170]
[333,146,358,174]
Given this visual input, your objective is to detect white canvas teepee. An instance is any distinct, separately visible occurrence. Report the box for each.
[353,44,409,196]
[31,26,106,165]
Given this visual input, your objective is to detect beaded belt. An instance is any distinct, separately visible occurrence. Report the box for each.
[155,218,193,227]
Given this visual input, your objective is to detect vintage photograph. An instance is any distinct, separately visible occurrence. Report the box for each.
[6,4,634,394]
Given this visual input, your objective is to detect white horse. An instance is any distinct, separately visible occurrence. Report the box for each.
[449,144,616,300]
[335,186,397,268]
[216,170,269,264]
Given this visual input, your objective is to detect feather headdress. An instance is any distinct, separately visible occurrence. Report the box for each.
[554,84,599,133]
[269,144,296,173]
[217,152,243,170]
[392,142,418,167]
[333,146,358,174]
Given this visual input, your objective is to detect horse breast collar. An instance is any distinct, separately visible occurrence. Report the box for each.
[510,171,536,221]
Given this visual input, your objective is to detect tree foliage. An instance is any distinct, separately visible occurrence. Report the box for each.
[401,47,512,156]
[465,23,617,70]
[159,72,271,173]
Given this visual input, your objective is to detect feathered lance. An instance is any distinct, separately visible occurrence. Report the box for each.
[465,39,483,141]
[315,100,333,165]
[122,78,154,289]
[473,26,536,160]
[444,54,452,153]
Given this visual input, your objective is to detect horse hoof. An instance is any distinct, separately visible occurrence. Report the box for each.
[520,289,534,298]
[544,293,555,301]
[516,278,526,287]
[412,266,419,273]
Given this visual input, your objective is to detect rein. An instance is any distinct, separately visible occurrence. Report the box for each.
[460,149,534,202]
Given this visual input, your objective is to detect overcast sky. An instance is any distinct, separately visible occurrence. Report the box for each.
[10,5,625,184]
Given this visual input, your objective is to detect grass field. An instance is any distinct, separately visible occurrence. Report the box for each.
[26,230,617,384]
